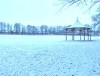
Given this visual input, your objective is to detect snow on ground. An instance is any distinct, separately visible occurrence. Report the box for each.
[0,35,100,76]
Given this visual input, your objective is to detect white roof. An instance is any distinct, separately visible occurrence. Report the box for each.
[68,17,90,28]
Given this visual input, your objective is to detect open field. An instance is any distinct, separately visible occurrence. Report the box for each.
[0,35,100,76]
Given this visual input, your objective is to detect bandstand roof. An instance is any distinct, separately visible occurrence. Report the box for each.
[67,17,91,29]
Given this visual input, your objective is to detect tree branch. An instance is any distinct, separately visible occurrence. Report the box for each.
[59,0,100,10]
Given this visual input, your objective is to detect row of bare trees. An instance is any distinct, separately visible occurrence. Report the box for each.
[0,22,67,35]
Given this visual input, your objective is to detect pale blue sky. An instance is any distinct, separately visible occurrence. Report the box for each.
[0,0,98,26]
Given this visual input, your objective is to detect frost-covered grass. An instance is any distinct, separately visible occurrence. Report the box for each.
[0,35,100,76]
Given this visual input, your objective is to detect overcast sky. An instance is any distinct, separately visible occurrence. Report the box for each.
[0,0,98,26]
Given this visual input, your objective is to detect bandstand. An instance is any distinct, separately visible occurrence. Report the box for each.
[66,18,91,41]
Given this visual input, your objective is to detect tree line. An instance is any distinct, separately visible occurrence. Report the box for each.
[1,14,100,36]
[0,22,67,35]
[0,21,100,35]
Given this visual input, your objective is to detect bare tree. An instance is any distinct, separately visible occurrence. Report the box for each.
[40,25,48,34]
[0,22,6,33]
[92,13,100,24]
[49,27,56,34]
[59,0,100,10]
[32,26,38,34]
[56,26,63,34]
[14,23,21,34]
[92,13,100,35]
[7,23,12,34]
[26,25,32,34]
[21,25,26,35]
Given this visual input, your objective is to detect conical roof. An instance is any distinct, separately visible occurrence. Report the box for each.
[69,17,90,28]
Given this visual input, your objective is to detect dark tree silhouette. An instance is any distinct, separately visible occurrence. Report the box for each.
[40,25,48,34]
[32,26,38,34]
[21,25,26,35]
[56,26,64,34]
[0,22,6,33]
[26,25,32,34]
[92,13,100,25]
[92,13,100,35]
[26,25,37,34]
[49,27,56,34]
[7,23,12,34]
[14,23,21,34]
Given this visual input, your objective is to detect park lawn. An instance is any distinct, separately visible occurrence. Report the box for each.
[0,35,100,76]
